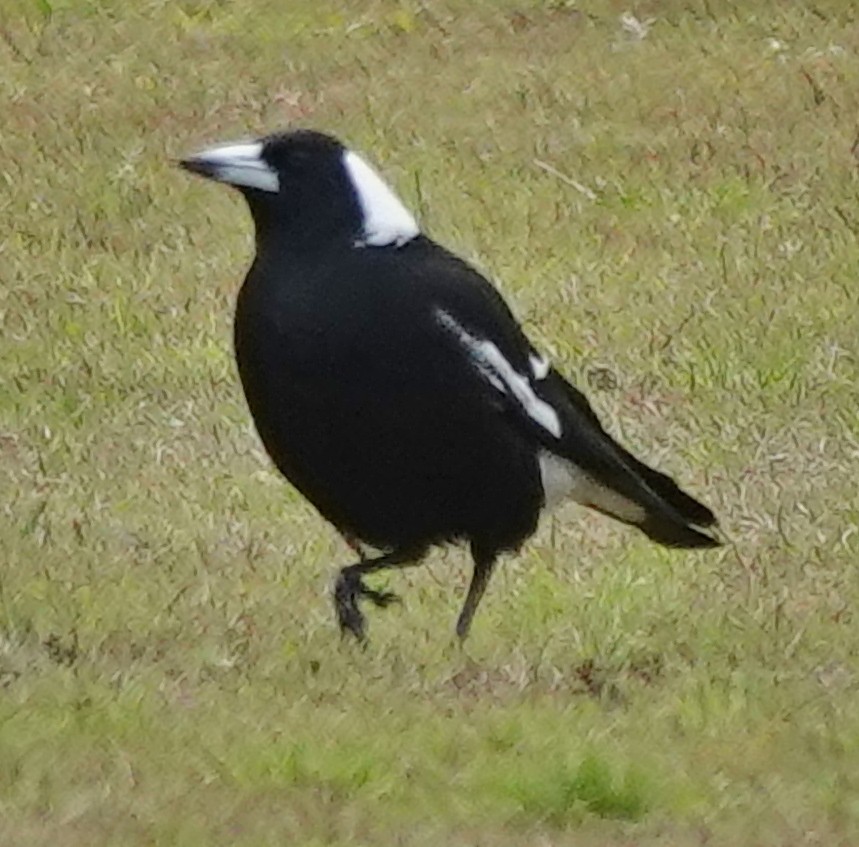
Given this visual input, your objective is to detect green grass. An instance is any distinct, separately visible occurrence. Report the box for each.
[3,0,859,843]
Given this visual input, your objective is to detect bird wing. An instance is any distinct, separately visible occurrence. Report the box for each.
[423,247,719,548]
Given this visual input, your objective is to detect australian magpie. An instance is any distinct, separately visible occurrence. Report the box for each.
[180,129,720,641]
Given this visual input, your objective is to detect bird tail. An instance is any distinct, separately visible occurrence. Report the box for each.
[542,374,721,550]
[582,471,720,550]
[615,447,717,529]
[604,443,720,549]
[637,511,720,549]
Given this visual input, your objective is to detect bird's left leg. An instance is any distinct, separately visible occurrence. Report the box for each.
[334,546,426,641]
[455,545,498,640]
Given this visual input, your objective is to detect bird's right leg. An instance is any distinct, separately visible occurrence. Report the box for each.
[455,547,498,640]
[334,547,425,641]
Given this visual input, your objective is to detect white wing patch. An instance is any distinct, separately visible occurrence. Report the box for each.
[342,150,419,248]
[435,309,562,439]
[529,353,550,380]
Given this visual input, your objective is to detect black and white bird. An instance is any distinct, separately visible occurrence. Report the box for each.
[180,129,720,641]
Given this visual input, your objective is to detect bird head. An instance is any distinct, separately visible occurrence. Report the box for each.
[179,129,419,250]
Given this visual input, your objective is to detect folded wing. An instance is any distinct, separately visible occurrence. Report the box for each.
[432,300,720,550]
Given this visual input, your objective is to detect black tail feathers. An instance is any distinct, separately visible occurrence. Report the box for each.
[631,458,721,548]
[547,372,720,549]
[639,514,721,549]
[621,452,717,529]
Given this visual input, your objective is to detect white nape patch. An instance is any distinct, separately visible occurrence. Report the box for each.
[529,353,550,380]
[342,150,419,247]
[188,141,279,193]
[539,451,646,522]
[436,309,562,439]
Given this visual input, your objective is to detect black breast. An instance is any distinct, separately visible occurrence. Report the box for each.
[232,239,543,555]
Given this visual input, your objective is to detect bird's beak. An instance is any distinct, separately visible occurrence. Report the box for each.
[178,141,279,193]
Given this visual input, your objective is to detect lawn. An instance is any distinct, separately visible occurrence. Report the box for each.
[3,0,859,843]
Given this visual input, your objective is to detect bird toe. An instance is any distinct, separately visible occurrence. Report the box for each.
[334,576,367,640]
[336,603,367,641]
[362,587,400,608]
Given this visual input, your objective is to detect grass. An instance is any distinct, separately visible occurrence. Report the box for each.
[3,0,859,843]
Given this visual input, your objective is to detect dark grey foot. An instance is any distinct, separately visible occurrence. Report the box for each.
[333,573,399,640]
[334,570,367,641]
[332,548,422,642]
[360,586,399,608]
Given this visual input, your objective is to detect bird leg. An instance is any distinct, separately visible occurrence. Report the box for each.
[455,550,497,640]
[334,547,423,641]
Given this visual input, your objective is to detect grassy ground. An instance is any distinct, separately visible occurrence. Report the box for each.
[3,0,859,843]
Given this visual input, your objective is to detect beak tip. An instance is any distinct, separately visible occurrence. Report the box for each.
[177,156,212,178]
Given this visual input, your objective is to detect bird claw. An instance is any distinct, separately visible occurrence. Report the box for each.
[361,587,399,608]
[337,606,367,644]
[334,573,399,641]
[336,599,367,642]
[334,575,367,641]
